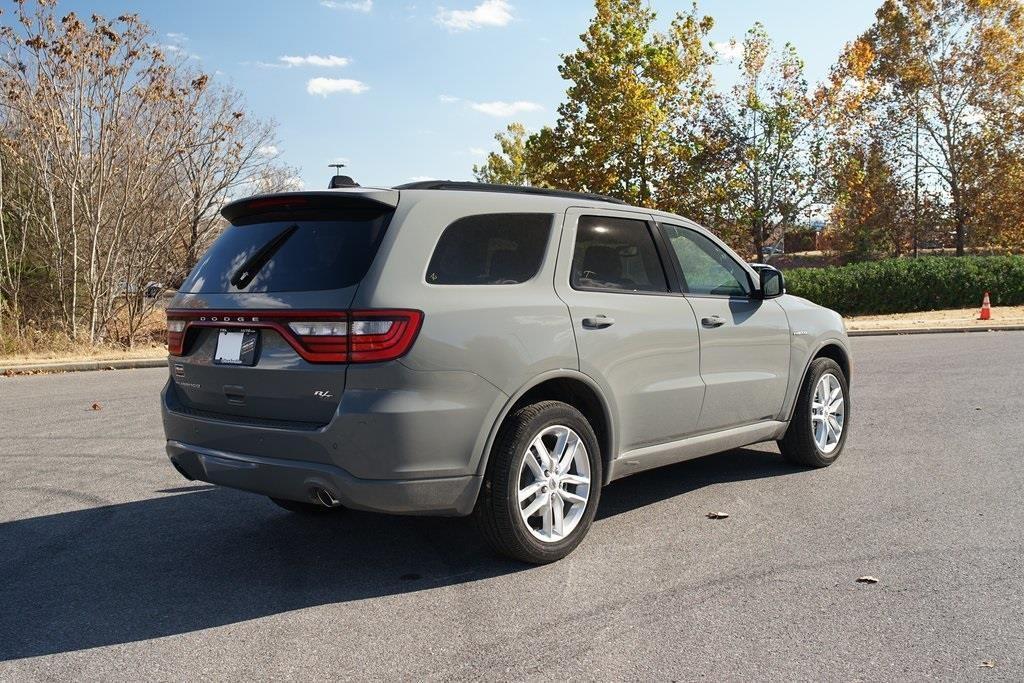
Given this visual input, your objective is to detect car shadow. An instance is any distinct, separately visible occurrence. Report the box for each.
[597,444,803,520]
[0,446,802,660]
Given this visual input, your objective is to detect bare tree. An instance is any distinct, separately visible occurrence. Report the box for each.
[0,2,292,348]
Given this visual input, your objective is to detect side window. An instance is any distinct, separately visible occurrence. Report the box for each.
[662,224,752,297]
[571,215,668,293]
[426,213,552,285]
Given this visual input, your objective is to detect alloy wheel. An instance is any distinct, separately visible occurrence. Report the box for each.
[516,424,591,543]
[811,372,845,453]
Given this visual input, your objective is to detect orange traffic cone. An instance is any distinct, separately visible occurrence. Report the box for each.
[979,292,991,321]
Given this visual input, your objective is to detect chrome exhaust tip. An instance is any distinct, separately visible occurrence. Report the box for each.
[313,487,341,508]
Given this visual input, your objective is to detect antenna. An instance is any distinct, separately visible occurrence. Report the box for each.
[327,162,359,189]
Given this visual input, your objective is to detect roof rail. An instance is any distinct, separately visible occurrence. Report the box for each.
[392,180,627,205]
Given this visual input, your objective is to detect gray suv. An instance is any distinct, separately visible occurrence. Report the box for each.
[163,181,850,564]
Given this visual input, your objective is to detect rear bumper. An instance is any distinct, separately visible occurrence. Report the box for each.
[167,440,481,516]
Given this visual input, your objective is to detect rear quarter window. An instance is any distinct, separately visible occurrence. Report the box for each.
[426,213,553,285]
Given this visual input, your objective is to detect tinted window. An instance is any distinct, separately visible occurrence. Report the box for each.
[571,216,668,293]
[662,224,751,296]
[180,209,391,293]
[426,213,552,285]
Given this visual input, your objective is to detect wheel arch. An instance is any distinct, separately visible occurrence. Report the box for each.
[785,339,851,422]
[476,370,617,486]
[814,342,851,382]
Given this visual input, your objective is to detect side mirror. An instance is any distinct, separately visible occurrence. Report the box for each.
[759,266,785,299]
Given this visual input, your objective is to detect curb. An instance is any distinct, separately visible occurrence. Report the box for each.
[1,357,167,376]
[847,325,1024,337]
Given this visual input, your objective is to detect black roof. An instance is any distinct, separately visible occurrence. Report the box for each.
[392,180,626,205]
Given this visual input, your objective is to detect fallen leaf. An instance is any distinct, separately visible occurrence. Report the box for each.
[978,661,995,668]
[856,575,879,584]
[706,511,729,519]
[90,402,102,411]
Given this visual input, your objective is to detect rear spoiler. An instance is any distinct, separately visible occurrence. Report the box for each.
[221,189,400,223]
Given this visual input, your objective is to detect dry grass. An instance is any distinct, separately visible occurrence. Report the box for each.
[0,341,166,366]
[1,300,168,365]
[845,305,1024,330]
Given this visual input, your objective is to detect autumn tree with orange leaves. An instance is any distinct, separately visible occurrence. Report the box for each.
[480,0,1024,260]
[828,0,1024,256]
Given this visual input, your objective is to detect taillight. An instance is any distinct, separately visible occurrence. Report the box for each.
[167,318,186,355]
[284,310,423,363]
[349,310,423,363]
[164,309,423,363]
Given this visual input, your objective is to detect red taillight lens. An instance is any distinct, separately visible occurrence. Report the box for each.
[167,318,186,355]
[349,310,423,363]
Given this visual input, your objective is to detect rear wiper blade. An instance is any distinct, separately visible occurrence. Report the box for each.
[230,224,299,290]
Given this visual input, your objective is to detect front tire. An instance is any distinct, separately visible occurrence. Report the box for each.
[778,357,849,467]
[474,401,602,564]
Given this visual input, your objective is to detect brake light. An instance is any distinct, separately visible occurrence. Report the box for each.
[164,309,423,363]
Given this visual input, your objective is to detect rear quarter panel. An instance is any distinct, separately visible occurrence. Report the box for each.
[350,192,579,475]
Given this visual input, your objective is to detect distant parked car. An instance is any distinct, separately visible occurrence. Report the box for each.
[761,244,784,257]
[162,181,851,564]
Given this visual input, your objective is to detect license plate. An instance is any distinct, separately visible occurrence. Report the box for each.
[214,329,258,366]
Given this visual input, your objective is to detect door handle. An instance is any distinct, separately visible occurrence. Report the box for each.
[582,315,615,329]
[701,315,726,328]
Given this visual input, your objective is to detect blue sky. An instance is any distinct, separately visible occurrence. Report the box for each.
[61,0,881,189]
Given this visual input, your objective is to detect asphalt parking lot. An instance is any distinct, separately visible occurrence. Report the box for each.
[1,331,1022,681]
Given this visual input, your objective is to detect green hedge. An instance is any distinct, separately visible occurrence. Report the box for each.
[783,255,1024,316]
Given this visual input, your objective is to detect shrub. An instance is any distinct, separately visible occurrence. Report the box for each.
[783,255,1024,316]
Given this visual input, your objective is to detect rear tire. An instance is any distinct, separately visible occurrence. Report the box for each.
[778,357,849,467]
[269,497,343,515]
[474,400,602,564]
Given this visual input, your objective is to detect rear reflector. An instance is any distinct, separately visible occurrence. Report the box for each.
[166,309,423,363]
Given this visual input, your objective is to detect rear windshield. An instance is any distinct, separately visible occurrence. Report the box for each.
[180,209,391,293]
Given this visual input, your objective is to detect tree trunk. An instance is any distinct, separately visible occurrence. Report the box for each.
[954,211,966,257]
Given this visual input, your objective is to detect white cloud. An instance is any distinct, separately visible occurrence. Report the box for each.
[436,0,513,31]
[321,0,373,11]
[713,40,743,62]
[438,94,461,103]
[408,175,435,182]
[469,100,541,117]
[161,43,200,60]
[469,147,487,156]
[257,145,279,157]
[280,54,351,68]
[307,77,369,96]
[161,32,199,59]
